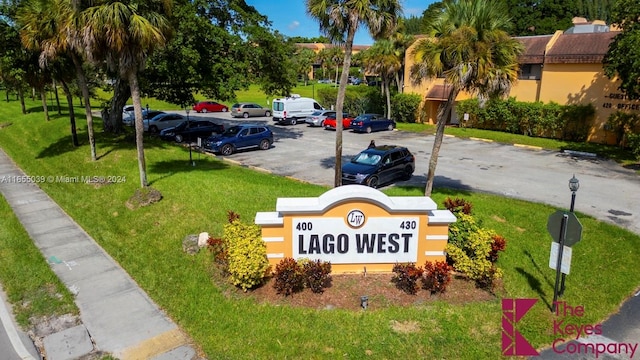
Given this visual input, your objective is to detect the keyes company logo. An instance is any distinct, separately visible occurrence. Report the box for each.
[502,298,539,356]
[502,299,638,358]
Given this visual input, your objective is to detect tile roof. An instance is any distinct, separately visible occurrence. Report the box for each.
[545,32,619,64]
[516,35,552,64]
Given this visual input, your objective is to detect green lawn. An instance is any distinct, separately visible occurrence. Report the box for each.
[0,91,639,358]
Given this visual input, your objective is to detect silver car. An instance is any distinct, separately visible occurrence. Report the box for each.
[144,113,187,133]
[230,103,272,118]
[305,110,338,127]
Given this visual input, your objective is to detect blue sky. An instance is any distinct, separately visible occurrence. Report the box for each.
[245,0,436,46]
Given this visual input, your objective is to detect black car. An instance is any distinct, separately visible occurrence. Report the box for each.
[342,145,415,188]
[159,120,225,143]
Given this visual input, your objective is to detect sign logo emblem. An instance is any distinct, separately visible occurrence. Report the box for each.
[346,210,365,228]
[502,298,539,356]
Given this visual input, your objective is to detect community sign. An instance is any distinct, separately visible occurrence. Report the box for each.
[255,185,456,274]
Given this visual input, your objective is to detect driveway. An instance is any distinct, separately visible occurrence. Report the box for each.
[187,111,640,237]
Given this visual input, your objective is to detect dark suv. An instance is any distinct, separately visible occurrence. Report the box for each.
[341,145,415,188]
[203,124,273,156]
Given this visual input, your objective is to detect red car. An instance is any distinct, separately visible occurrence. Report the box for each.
[192,101,228,113]
[323,113,355,130]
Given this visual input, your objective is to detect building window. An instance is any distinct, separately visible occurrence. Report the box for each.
[519,64,542,80]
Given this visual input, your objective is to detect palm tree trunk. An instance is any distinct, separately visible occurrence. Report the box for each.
[72,53,97,161]
[128,72,148,188]
[425,88,458,196]
[18,87,26,114]
[334,27,357,187]
[40,89,50,121]
[384,78,392,119]
[60,79,79,146]
[53,80,62,115]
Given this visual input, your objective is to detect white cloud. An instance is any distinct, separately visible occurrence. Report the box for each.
[288,20,300,31]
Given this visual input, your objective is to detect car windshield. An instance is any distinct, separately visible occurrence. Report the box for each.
[174,121,189,130]
[221,126,242,137]
[352,152,381,165]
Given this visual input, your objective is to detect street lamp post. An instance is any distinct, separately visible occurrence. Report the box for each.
[185,108,194,166]
[559,174,579,296]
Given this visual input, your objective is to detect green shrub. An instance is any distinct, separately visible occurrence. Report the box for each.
[443,199,505,289]
[391,93,421,123]
[316,86,384,115]
[422,260,453,294]
[273,257,305,296]
[627,133,640,160]
[302,259,332,294]
[607,111,640,147]
[224,214,270,291]
[456,98,595,141]
[391,263,424,295]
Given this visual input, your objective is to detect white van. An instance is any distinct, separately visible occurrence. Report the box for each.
[272,95,324,125]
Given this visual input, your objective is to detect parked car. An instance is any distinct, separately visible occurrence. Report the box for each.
[144,113,187,133]
[122,105,134,121]
[350,114,396,133]
[305,110,338,127]
[231,103,271,118]
[272,95,324,125]
[192,101,228,113]
[123,109,165,126]
[159,120,225,143]
[342,145,415,188]
[317,79,332,84]
[323,113,355,130]
[203,124,273,156]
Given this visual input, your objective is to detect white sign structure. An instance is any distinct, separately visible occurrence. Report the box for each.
[549,242,572,275]
[292,215,420,263]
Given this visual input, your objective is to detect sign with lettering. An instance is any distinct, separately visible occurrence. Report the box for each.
[255,185,456,274]
[293,216,420,263]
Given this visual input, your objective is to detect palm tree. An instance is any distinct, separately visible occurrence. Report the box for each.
[18,0,98,159]
[307,0,401,187]
[83,0,172,188]
[362,40,402,118]
[410,0,523,196]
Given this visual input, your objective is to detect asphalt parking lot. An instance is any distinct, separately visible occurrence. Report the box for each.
[183,111,640,237]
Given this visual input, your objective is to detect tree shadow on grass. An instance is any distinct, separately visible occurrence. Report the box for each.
[147,158,230,185]
[36,126,172,160]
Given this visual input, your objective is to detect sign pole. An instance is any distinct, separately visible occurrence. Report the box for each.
[551,214,568,313]
[559,192,577,296]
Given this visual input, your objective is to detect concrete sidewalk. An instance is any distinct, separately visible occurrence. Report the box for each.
[0,148,198,359]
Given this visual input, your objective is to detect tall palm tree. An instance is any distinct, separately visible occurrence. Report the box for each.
[410,0,523,196]
[18,0,98,159]
[362,39,402,118]
[83,0,172,188]
[307,0,401,187]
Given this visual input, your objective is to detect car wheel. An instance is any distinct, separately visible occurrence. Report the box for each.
[265,111,271,117]
[320,121,324,127]
[175,134,183,143]
[387,124,394,131]
[221,144,234,156]
[202,108,208,113]
[149,126,158,134]
[259,139,270,150]
[290,118,297,125]
[221,108,228,112]
[403,166,414,180]
[366,176,379,188]
[243,112,249,118]
[366,126,372,134]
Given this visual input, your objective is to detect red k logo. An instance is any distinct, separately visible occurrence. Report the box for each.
[502,298,539,356]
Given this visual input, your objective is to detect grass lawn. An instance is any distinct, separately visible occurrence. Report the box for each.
[0,91,639,358]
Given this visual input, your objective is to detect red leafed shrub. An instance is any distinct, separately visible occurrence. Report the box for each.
[273,258,305,296]
[488,235,507,263]
[391,263,424,295]
[207,236,227,268]
[443,197,473,215]
[226,210,240,223]
[422,260,453,294]
[302,260,332,294]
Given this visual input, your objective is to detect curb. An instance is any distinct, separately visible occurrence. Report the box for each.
[514,143,543,151]
[0,285,38,360]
